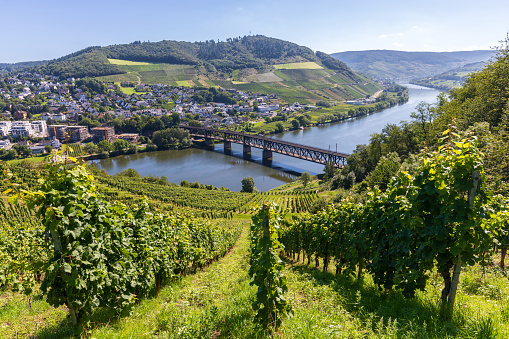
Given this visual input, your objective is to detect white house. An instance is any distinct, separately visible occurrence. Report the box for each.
[0,121,12,137]
[11,121,35,137]
[31,120,48,136]
[0,139,11,149]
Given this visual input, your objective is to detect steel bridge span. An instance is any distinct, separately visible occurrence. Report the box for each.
[180,126,349,167]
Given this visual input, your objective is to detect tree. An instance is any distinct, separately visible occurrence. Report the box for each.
[112,139,130,152]
[152,128,191,150]
[44,145,53,154]
[410,101,435,142]
[275,122,284,133]
[13,144,32,158]
[84,142,99,154]
[365,152,401,191]
[58,105,67,113]
[241,177,255,193]
[117,168,141,179]
[291,119,300,129]
[171,112,181,125]
[300,171,311,187]
[323,161,336,180]
[97,140,111,153]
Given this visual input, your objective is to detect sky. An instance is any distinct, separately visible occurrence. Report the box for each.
[0,0,508,63]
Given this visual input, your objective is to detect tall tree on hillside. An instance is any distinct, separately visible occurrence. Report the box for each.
[410,101,435,143]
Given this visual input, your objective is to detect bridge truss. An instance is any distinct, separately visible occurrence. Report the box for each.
[180,126,349,167]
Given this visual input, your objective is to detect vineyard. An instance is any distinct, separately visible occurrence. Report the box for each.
[279,130,508,317]
[1,128,509,337]
[0,160,242,331]
[64,143,84,158]
[240,191,319,214]
[95,173,253,212]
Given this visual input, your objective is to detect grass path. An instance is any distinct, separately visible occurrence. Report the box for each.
[89,219,258,338]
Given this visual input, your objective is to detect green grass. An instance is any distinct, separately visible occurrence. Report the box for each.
[6,155,47,165]
[108,58,156,66]
[274,62,323,70]
[96,72,140,83]
[119,87,148,95]
[277,69,330,81]
[176,80,192,87]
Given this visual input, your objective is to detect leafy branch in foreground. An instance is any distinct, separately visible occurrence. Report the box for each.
[249,203,291,329]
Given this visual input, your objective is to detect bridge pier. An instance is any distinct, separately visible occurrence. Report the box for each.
[262,149,273,160]
[205,137,214,149]
[224,141,231,151]
[243,144,251,158]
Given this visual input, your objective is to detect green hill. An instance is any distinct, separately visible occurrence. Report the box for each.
[23,35,380,103]
[0,60,49,74]
[330,49,494,80]
[410,61,485,91]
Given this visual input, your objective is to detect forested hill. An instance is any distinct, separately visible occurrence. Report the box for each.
[0,60,49,75]
[24,35,352,79]
[330,49,495,80]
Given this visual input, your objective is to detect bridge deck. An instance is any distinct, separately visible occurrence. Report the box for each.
[180,126,349,167]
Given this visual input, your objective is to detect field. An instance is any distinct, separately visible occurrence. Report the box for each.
[274,62,324,69]
[97,59,198,85]
[95,58,382,103]
[108,58,155,66]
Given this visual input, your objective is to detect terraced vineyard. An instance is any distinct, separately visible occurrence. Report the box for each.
[95,174,253,213]
[96,58,381,104]
[239,191,319,214]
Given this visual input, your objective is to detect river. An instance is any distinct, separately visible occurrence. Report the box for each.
[91,84,441,191]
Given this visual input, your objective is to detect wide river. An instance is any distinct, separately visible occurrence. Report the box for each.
[92,84,441,191]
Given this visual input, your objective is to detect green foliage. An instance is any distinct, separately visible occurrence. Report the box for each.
[0,199,47,296]
[117,168,141,179]
[241,177,255,193]
[300,171,311,187]
[433,43,509,133]
[365,152,401,190]
[316,51,355,76]
[249,204,291,329]
[152,128,192,150]
[281,127,494,318]
[96,172,251,212]
[35,47,124,79]
[7,158,241,329]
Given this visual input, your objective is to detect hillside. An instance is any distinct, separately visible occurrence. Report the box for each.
[410,61,486,91]
[331,49,494,80]
[0,60,49,74]
[23,36,380,104]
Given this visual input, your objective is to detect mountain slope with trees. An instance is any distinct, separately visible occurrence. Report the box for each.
[331,49,495,80]
[28,36,325,78]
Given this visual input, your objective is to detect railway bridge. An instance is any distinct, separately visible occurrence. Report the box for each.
[179,125,349,168]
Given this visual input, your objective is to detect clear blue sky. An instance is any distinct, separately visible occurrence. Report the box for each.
[1,0,508,63]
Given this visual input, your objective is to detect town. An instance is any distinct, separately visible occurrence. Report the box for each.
[0,71,404,161]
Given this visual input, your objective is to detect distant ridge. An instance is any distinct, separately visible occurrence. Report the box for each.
[20,35,352,79]
[331,49,495,80]
[0,60,49,74]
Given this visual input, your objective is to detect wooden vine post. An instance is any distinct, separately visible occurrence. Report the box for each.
[446,170,480,318]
